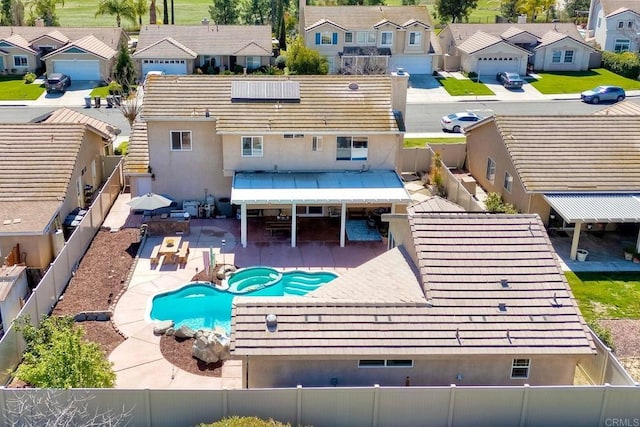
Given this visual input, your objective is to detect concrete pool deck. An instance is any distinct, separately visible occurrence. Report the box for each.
[107,193,386,389]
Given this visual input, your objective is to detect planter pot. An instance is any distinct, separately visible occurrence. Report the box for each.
[576,249,588,262]
[624,252,634,261]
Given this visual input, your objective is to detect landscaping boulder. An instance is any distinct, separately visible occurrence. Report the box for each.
[174,324,196,339]
[153,320,174,335]
[192,330,230,364]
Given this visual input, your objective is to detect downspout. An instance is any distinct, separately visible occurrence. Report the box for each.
[526,192,532,215]
[245,355,249,389]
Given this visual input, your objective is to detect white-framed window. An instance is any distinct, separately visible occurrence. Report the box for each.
[358,359,413,368]
[296,205,323,216]
[511,359,530,379]
[312,136,323,152]
[614,39,630,53]
[321,32,333,45]
[618,21,624,29]
[13,55,28,67]
[242,136,263,157]
[246,56,261,70]
[486,157,496,183]
[336,136,368,160]
[408,31,422,46]
[170,130,192,151]
[345,32,353,43]
[628,20,634,28]
[552,50,561,62]
[380,31,393,46]
[356,31,376,45]
[563,50,574,63]
[503,172,513,193]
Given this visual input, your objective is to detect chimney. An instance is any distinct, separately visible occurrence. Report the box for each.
[391,70,409,119]
[517,14,527,24]
[35,18,45,27]
[299,0,306,38]
[201,17,209,25]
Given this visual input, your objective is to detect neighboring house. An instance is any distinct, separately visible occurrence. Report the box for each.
[438,23,595,76]
[463,113,640,259]
[300,2,439,74]
[132,24,273,77]
[0,25,126,81]
[136,73,412,247]
[586,0,640,52]
[230,211,595,388]
[0,117,117,272]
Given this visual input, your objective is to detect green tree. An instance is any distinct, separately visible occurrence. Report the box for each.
[485,192,518,213]
[15,316,116,388]
[113,42,136,92]
[285,35,328,75]
[162,0,167,23]
[95,0,136,27]
[402,0,419,4]
[563,0,589,20]
[1,0,12,25]
[132,0,146,26]
[239,0,269,24]
[208,0,238,24]
[500,0,520,22]
[435,0,478,23]
[26,0,64,26]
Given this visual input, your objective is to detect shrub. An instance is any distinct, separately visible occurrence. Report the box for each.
[114,140,129,156]
[198,416,301,427]
[107,80,123,94]
[23,72,36,84]
[588,321,615,351]
[485,192,518,213]
[275,54,287,69]
[602,51,640,79]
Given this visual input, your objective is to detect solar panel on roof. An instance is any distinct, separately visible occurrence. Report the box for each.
[231,80,300,103]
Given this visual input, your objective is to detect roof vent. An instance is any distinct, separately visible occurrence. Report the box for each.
[348,82,359,90]
[265,313,277,332]
[498,302,507,312]
[501,278,509,288]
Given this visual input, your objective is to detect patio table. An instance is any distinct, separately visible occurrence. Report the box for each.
[159,236,181,264]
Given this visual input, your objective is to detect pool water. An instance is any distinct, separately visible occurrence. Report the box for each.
[150,267,337,332]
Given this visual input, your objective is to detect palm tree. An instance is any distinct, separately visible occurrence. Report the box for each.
[95,0,136,27]
[149,0,156,23]
[132,0,146,26]
[162,0,167,23]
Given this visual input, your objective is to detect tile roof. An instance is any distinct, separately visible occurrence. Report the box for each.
[141,75,400,134]
[446,23,583,45]
[304,5,432,30]
[0,27,125,51]
[40,107,120,141]
[3,34,37,54]
[466,115,640,192]
[599,0,640,16]
[231,213,594,357]
[132,37,197,59]
[135,25,272,57]
[0,123,91,234]
[536,30,594,51]
[42,34,116,60]
[457,31,505,54]
[593,100,640,115]
[31,30,70,44]
[501,27,539,40]
[407,196,465,214]
[124,122,149,175]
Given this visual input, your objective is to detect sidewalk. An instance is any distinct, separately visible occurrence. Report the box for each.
[407,73,640,104]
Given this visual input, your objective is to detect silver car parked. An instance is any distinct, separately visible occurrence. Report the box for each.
[580,86,625,104]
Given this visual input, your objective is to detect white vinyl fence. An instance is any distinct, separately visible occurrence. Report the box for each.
[0,159,123,385]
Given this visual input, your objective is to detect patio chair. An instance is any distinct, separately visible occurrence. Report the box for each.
[150,245,160,266]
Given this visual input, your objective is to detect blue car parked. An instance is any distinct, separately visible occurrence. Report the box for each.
[580,86,625,104]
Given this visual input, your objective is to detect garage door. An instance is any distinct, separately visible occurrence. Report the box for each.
[53,60,100,81]
[476,57,521,81]
[142,59,187,75]
[390,56,432,74]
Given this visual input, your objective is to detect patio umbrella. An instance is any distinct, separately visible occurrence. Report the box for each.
[127,193,173,211]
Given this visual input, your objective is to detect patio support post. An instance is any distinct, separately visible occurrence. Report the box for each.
[570,220,582,260]
[636,228,640,253]
[340,202,347,247]
[240,204,247,248]
[291,202,297,248]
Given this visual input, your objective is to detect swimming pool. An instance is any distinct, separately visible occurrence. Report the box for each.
[149,267,337,332]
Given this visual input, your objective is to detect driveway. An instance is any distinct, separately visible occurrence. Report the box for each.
[35,79,97,108]
[479,78,546,101]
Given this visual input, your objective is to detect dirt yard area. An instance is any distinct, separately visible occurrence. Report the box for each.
[599,319,640,382]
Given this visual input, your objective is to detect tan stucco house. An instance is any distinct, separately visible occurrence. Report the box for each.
[586,0,640,53]
[438,23,595,77]
[132,24,273,77]
[464,111,640,260]
[0,25,126,81]
[300,2,438,74]
[230,210,595,388]
[0,114,118,273]
[134,73,412,247]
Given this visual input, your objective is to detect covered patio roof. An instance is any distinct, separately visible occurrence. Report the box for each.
[544,193,640,223]
[231,170,412,205]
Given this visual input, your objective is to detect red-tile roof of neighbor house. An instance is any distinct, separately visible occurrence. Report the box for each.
[124,122,149,175]
[141,75,401,134]
[303,5,432,31]
[445,23,583,46]
[0,27,125,51]
[231,214,594,357]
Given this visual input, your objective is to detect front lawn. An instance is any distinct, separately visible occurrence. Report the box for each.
[437,77,495,96]
[0,76,45,100]
[529,68,640,94]
[566,271,640,323]
[404,137,466,148]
